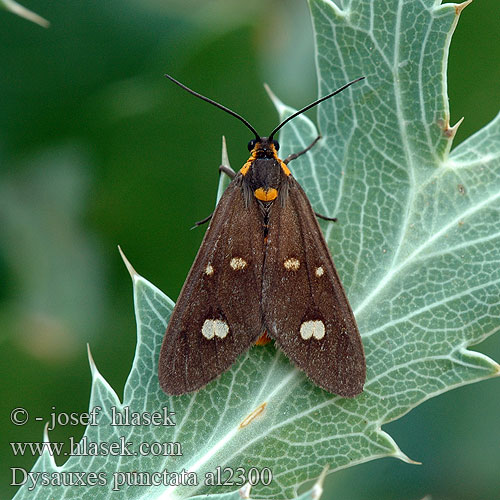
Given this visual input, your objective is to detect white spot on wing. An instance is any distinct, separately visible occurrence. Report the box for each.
[283,257,300,271]
[315,266,324,277]
[205,263,214,276]
[202,319,229,339]
[230,257,247,270]
[300,320,325,340]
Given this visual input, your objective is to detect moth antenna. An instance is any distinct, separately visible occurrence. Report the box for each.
[268,77,365,140]
[165,74,261,141]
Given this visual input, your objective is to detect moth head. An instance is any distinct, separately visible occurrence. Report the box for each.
[248,137,280,158]
[247,137,279,151]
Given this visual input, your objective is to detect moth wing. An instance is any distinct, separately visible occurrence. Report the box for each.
[262,177,365,396]
[159,177,265,395]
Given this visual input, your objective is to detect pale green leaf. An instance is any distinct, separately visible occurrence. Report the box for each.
[14,0,500,499]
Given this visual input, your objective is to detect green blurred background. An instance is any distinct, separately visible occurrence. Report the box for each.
[1,1,499,499]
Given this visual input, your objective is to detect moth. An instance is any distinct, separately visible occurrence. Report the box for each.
[159,74,366,397]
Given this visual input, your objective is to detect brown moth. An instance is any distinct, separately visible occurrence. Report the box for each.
[158,75,366,397]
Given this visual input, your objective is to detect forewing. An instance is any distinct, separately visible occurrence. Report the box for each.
[262,177,365,396]
[159,177,265,395]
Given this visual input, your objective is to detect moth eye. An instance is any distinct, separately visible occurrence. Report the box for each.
[272,140,280,151]
[247,139,257,151]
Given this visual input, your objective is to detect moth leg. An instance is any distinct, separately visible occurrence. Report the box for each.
[191,213,213,229]
[219,164,236,179]
[284,136,335,222]
[193,164,236,229]
[315,211,337,222]
[283,135,321,165]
